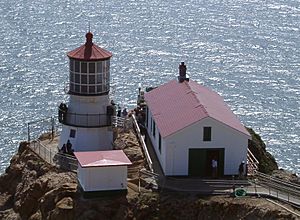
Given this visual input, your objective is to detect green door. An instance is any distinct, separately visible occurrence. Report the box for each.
[188,149,206,176]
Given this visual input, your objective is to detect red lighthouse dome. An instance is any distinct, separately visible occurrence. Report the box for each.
[67,32,112,61]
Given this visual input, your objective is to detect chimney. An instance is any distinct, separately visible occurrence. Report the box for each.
[178,62,189,83]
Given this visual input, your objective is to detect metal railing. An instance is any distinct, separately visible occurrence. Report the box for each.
[132,114,153,172]
[29,140,58,165]
[53,152,78,172]
[27,117,61,142]
[58,108,112,128]
[251,171,300,206]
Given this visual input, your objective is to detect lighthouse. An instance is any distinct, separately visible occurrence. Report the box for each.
[58,32,115,152]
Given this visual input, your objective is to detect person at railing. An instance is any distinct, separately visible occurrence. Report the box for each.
[122,108,128,117]
[239,161,245,179]
[117,104,121,117]
[60,144,67,154]
[66,139,74,156]
[58,103,68,123]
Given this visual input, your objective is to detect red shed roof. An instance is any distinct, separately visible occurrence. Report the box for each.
[74,150,132,168]
[67,32,112,61]
[144,79,250,138]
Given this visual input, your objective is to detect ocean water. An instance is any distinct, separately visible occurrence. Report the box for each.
[0,0,299,174]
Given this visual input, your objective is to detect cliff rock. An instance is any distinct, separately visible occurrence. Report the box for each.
[0,131,298,219]
[247,127,278,174]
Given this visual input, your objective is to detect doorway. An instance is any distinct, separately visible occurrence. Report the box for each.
[188,148,224,177]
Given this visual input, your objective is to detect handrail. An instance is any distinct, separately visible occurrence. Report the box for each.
[58,107,112,128]
[132,114,153,172]
[247,148,259,175]
[247,148,259,164]
[255,171,300,190]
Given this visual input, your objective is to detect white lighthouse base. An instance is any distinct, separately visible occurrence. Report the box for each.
[59,125,113,152]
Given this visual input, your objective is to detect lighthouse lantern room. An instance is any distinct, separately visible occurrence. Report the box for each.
[58,32,115,152]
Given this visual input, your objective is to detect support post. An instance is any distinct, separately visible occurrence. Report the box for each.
[27,123,30,142]
[232,175,235,194]
[51,117,55,140]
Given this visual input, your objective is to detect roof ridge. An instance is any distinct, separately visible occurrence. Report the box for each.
[186,82,209,116]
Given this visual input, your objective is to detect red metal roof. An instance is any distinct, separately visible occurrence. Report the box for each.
[67,32,112,61]
[144,79,250,138]
[74,150,132,168]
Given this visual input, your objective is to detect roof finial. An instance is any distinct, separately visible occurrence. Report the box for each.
[85,31,93,46]
[88,21,90,33]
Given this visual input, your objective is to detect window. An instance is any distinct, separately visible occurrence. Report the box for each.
[159,133,161,153]
[153,120,156,137]
[89,63,95,73]
[203,127,212,141]
[69,83,74,91]
[97,74,102,83]
[70,72,74,82]
[97,85,102,93]
[75,74,80,83]
[69,129,76,138]
[89,75,95,84]
[75,85,80,92]
[75,60,80,72]
[89,86,95,93]
[81,75,87,84]
[97,62,102,73]
[81,62,87,73]
[70,60,74,71]
[81,86,87,93]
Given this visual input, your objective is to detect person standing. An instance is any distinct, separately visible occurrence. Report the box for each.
[212,158,218,178]
[122,108,128,117]
[117,104,121,117]
[239,161,245,179]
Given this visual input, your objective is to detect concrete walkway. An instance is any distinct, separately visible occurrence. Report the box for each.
[143,133,300,207]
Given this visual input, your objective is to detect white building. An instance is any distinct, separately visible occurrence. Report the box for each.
[144,62,251,177]
[58,32,115,152]
[74,150,132,193]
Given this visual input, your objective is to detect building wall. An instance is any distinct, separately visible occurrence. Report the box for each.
[68,95,110,114]
[78,165,128,192]
[146,109,249,176]
[163,117,249,176]
[146,109,167,171]
[59,125,113,151]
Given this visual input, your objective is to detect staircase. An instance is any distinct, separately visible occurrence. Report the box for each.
[247,148,259,176]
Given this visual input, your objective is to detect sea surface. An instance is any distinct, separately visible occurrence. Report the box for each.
[0,0,299,174]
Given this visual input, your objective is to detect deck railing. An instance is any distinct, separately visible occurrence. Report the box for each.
[29,140,58,165]
[58,107,112,128]
[251,171,300,207]
[132,114,153,172]
[53,152,78,171]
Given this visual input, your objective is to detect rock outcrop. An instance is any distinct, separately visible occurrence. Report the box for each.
[0,142,78,220]
[247,127,278,174]
[0,130,299,219]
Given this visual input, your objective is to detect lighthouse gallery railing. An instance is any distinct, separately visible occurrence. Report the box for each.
[58,108,112,128]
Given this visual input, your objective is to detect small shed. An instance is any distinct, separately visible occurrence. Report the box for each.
[74,150,132,194]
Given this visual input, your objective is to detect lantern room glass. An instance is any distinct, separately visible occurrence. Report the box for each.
[69,59,110,95]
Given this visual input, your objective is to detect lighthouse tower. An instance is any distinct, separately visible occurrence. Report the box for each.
[58,32,115,152]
